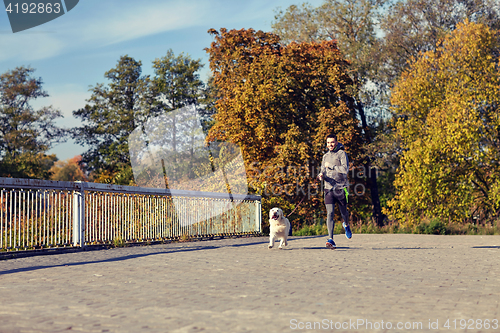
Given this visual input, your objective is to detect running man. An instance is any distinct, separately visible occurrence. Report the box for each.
[317,133,352,249]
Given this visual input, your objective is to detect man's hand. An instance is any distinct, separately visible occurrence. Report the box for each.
[317,173,323,181]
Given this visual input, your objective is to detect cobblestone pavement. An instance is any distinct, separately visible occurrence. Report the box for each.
[0,234,499,333]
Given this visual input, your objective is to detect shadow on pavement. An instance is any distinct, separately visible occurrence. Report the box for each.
[370,247,435,250]
[301,246,354,250]
[0,245,224,276]
[0,237,368,275]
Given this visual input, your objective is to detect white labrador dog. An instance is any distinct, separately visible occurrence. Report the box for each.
[268,207,290,249]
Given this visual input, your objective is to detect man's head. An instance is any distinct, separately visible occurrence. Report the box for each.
[326,133,338,151]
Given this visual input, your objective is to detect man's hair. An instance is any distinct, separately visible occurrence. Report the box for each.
[326,133,337,141]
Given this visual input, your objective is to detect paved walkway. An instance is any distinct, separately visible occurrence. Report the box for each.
[0,234,499,333]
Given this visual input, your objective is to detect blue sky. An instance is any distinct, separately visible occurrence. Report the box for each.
[1,0,325,160]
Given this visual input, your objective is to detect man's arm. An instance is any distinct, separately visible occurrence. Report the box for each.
[335,151,348,175]
[318,154,326,180]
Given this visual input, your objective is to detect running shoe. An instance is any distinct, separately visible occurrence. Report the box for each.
[343,222,352,239]
[325,238,336,249]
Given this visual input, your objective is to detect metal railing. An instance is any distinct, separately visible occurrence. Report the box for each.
[0,178,262,252]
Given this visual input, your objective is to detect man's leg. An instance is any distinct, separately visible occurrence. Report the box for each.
[338,200,349,227]
[326,203,335,239]
[333,188,352,239]
[338,198,352,239]
[324,190,336,249]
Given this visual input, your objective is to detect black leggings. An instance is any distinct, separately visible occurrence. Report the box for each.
[325,188,349,239]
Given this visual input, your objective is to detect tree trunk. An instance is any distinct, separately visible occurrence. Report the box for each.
[357,100,386,226]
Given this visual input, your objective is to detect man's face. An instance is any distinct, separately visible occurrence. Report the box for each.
[326,137,337,151]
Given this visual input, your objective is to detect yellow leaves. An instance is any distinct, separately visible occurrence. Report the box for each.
[388,20,500,224]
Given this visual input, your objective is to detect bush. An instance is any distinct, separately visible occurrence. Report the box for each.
[423,218,447,235]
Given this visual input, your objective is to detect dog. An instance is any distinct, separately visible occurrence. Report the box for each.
[268,207,290,249]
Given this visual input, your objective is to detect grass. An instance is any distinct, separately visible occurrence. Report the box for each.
[292,218,500,236]
[179,233,191,242]
[112,238,126,247]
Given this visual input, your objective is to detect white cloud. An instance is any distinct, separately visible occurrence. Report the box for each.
[0,0,210,62]
[0,32,64,62]
[78,1,209,46]
[0,0,331,63]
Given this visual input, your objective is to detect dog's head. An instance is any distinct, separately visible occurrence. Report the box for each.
[269,207,283,220]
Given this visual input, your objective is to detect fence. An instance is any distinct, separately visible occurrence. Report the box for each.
[0,177,262,252]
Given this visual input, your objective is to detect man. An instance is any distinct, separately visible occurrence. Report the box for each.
[317,133,352,249]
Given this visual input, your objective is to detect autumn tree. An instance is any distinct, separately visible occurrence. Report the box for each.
[49,155,88,181]
[271,3,323,43]
[273,0,387,224]
[73,55,150,185]
[205,28,362,227]
[271,0,500,225]
[386,21,500,226]
[371,0,500,220]
[379,0,500,86]
[0,66,66,179]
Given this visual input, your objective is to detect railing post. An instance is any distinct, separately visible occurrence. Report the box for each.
[73,181,85,247]
[256,200,262,233]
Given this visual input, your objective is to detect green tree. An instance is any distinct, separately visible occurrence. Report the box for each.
[386,21,500,226]
[74,52,208,186]
[73,55,150,185]
[205,28,363,228]
[150,49,205,157]
[0,66,66,179]
[138,50,207,185]
[151,49,205,111]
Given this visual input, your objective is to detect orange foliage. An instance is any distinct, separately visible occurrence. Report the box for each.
[205,28,362,224]
[49,155,88,182]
